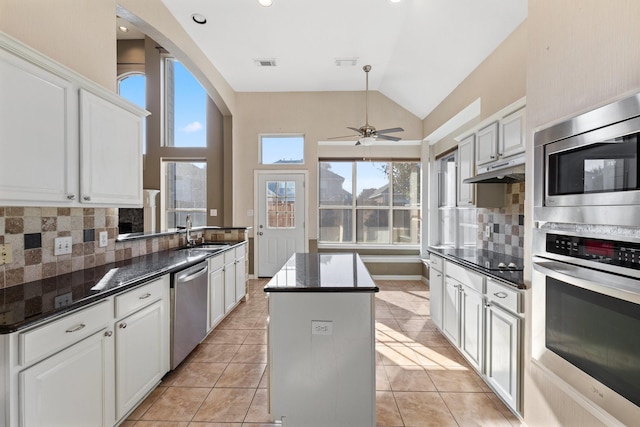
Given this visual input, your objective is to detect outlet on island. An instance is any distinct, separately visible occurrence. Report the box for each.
[311,320,333,335]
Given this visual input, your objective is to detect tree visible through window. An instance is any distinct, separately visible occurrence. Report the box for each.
[163,161,207,229]
[319,161,421,245]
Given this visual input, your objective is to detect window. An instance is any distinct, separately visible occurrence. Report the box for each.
[260,135,304,164]
[164,57,207,147]
[118,73,146,153]
[163,161,207,229]
[266,181,297,229]
[319,161,421,245]
[438,153,457,246]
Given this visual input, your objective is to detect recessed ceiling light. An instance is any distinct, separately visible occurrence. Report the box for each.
[191,13,207,24]
[389,0,402,3]
[118,26,129,33]
[258,0,273,7]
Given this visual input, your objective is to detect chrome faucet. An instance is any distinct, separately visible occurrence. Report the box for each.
[185,215,195,246]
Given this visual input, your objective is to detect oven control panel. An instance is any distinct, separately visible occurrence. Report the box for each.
[546,233,640,270]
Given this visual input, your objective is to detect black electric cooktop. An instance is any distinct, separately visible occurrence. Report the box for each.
[435,248,524,271]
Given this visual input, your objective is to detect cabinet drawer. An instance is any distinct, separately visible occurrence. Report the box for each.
[19,299,111,366]
[115,276,166,319]
[446,261,484,293]
[235,244,246,258]
[224,248,235,264]
[209,253,224,271]
[486,279,522,314]
[429,254,444,272]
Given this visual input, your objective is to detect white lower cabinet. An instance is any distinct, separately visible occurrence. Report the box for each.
[20,328,115,427]
[460,282,484,371]
[115,300,167,419]
[235,251,247,302]
[434,258,523,414]
[224,253,237,313]
[209,254,225,330]
[427,255,444,328]
[442,277,461,347]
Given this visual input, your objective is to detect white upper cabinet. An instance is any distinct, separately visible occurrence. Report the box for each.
[0,33,148,207]
[0,47,78,204]
[80,90,143,205]
[498,107,526,160]
[457,134,475,206]
[475,122,499,166]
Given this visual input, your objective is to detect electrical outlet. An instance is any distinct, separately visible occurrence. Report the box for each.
[311,320,333,335]
[484,225,491,239]
[0,243,12,265]
[99,231,108,247]
[54,236,72,256]
[54,292,73,308]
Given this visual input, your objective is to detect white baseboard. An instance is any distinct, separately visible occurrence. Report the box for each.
[371,275,423,281]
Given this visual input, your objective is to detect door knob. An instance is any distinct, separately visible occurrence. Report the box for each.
[258,232,263,236]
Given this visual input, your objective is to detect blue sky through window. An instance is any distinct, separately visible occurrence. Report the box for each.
[172,61,207,147]
[261,136,304,164]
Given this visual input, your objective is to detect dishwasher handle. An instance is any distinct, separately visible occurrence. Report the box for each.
[177,265,208,283]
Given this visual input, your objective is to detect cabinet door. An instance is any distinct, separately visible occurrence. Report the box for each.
[79,89,143,205]
[485,303,520,411]
[475,122,498,166]
[21,329,114,427]
[115,300,168,419]
[209,267,225,329]
[428,267,443,329]
[442,278,460,346]
[457,135,475,206]
[0,49,78,204]
[235,255,246,302]
[499,107,525,160]
[460,284,484,372]
[224,262,236,313]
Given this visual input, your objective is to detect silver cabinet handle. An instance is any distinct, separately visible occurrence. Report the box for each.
[435,273,442,278]
[66,323,86,333]
[139,293,151,299]
[104,330,113,337]
[494,292,508,298]
[119,322,127,329]
[490,155,496,159]
[83,196,91,201]
[67,194,76,200]
[484,303,491,308]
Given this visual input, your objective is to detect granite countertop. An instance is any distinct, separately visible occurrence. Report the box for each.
[0,242,245,334]
[264,253,379,293]
[426,247,525,289]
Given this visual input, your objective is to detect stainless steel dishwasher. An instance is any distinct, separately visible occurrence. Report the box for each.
[170,260,208,369]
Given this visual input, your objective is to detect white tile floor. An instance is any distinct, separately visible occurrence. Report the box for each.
[120,279,524,426]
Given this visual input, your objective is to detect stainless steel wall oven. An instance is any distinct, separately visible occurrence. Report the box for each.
[533,93,640,426]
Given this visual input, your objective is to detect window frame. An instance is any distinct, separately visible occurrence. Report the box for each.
[318,159,421,248]
[160,159,208,230]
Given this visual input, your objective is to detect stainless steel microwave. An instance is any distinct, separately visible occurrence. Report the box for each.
[534,93,640,226]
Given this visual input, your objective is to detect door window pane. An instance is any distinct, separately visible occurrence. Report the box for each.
[267,181,296,229]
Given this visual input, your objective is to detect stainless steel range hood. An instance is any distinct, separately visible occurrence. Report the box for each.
[463,154,526,184]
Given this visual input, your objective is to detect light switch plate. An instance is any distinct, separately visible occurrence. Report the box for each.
[0,243,12,264]
[311,320,333,335]
[54,237,72,256]
[99,231,108,247]
[210,209,218,217]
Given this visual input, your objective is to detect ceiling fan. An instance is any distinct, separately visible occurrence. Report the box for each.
[329,65,404,146]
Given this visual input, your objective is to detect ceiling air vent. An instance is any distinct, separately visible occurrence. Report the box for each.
[335,58,358,67]
[254,58,277,67]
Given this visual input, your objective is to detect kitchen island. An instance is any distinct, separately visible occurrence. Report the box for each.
[264,253,378,427]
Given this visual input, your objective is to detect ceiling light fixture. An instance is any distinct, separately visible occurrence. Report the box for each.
[258,0,273,7]
[118,26,129,33]
[389,0,402,3]
[358,137,376,146]
[191,13,207,24]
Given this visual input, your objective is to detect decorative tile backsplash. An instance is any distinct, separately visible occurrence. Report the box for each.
[0,207,248,289]
[477,182,525,258]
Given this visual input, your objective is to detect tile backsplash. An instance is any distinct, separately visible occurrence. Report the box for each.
[0,207,247,289]
[477,182,525,258]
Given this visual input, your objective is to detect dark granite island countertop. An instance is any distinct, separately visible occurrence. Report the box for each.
[263,253,379,293]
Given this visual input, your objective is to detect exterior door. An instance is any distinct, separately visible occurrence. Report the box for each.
[257,173,306,277]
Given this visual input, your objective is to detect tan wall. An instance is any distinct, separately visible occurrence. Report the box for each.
[233,91,423,238]
[424,20,527,158]
[523,1,640,426]
[0,0,116,90]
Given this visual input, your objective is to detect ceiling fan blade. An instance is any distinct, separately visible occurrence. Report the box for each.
[376,127,404,134]
[376,134,402,142]
[347,126,363,134]
[327,134,360,140]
